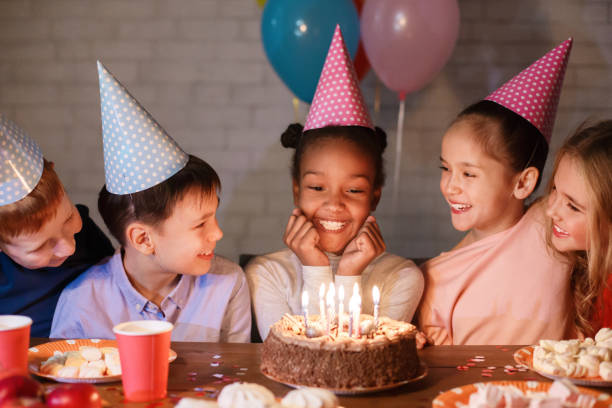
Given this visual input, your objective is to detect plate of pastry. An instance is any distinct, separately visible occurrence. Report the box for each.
[433,380,611,408]
[28,339,177,383]
[513,327,612,387]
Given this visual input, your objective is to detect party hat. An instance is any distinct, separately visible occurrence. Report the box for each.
[97,61,188,195]
[485,38,573,143]
[303,25,373,131]
[0,115,43,206]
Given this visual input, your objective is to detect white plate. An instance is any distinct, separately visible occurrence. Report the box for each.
[262,363,427,395]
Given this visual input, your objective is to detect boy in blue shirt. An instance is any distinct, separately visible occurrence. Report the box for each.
[0,115,113,336]
[51,62,250,342]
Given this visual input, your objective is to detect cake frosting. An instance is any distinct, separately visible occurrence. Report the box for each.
[261,314,420,389]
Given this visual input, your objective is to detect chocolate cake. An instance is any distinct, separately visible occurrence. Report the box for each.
[261,314,420,390]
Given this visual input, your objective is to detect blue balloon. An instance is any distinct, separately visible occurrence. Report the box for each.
[261,0,360,104]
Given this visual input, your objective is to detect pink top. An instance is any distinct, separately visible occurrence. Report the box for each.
[418,202,572,345]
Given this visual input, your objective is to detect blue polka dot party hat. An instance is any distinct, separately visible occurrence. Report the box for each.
[0,114,43,206]
[97,61,188,195]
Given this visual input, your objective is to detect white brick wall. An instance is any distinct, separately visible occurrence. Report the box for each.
[0,0,610,262]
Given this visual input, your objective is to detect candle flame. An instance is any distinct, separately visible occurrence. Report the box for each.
[338,285,344,301]
[319,283,325,298]
[372,285,380,304]
[302,290,309,308]
[352,282,359,297]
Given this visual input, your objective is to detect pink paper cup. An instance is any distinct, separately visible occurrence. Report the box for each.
[0,315,32,378]
[113,320,173,402]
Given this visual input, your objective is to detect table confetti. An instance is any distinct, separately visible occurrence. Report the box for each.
[212,373,223,378]
[211,362,219,367]
[213,355,221,359]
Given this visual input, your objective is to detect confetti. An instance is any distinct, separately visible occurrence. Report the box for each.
[467,362,476,367]
[211,362,219,367]
[194,387,204,392]
[236,372,246,376]
[481,369,493,373]
[456,365,469,371]
[481,373,493,377]
[212,373,223,378]
[188,372,197,376]
[240,367,248,371]
[487,366,497,370]
[213,355,221,359]
[475,355,485,359]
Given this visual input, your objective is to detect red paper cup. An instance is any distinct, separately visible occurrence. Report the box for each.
[0,315,32,378]
[113,320,173,402]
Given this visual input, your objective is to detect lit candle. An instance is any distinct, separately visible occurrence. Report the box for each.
[348,295,354,338]
[326,283,335,335]
[319,283,326,328]
[354,293,361,338]
[372,285,380,329]
[352,283,361,337]
[338,285,344,334]
[302,290,309,330]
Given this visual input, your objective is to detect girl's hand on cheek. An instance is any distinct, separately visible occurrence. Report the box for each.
[283,208,329,266]
[338,216,386,276]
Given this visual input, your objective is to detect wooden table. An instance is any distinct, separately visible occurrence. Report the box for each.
[30,340,612,407]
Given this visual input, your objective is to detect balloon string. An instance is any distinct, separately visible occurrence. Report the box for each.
[392,98,405,214]
[292,97,300,123]
[373,78,381,124]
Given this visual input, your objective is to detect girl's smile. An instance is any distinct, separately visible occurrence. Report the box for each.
[293,138,380,255]
[546,155,589,252]
[439,120,525,242]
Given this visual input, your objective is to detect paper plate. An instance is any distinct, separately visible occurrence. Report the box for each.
[514,345,612,387]
[28,339,177,383]
[432,380,611,408]
[263,363,427,395]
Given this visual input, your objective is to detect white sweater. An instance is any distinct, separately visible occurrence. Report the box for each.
[245,248,424,340]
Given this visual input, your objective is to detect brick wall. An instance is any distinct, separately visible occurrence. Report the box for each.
[0,0,610,262]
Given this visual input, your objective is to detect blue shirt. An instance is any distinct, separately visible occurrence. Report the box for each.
[0,205,114,337]
[50,251,251,342]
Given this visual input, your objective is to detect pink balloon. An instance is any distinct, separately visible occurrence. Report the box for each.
[361,0,460,99]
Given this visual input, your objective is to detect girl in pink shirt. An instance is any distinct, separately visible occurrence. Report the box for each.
[418,40,574,345]
[545,121,612,337]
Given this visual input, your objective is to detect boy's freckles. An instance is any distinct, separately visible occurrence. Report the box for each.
[0,194,82,269]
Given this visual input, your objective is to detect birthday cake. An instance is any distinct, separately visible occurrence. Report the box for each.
[261,314,420,390]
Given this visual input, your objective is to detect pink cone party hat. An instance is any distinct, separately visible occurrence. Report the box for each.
[0,114,43,206]
[485,38,573,143]
[304,25,373,131]
[97,61,188,195]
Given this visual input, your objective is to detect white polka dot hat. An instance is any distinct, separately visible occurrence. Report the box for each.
[0,114,43,206]
[485,38,573,143]
[97,61,189,195]
[304,25,373,132]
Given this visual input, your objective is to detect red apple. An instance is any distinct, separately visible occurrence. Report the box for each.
[46,383,102,408]
[1,397,46,407]
[0,376,43,406]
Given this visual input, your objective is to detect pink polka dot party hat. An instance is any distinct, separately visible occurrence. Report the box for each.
[304,25,373,131]
[485,38,573,143]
